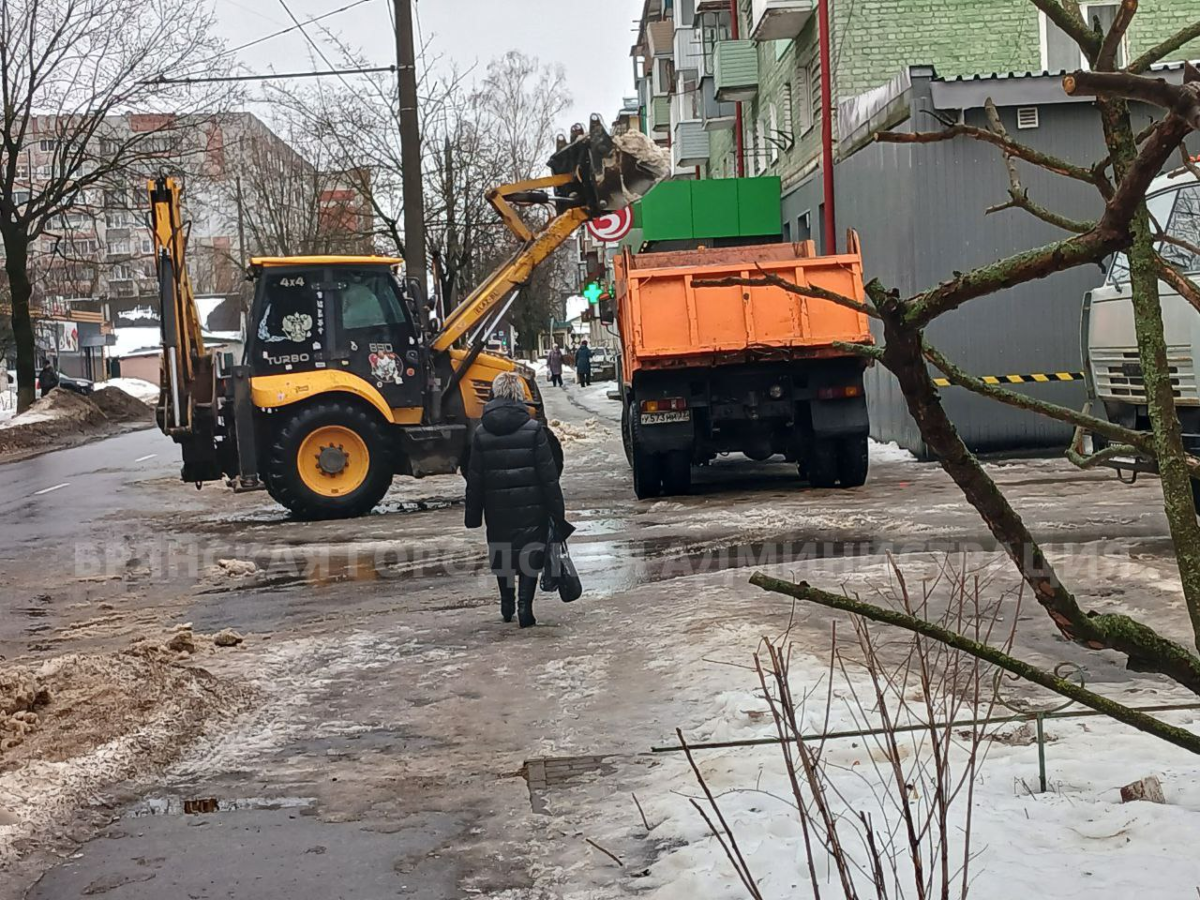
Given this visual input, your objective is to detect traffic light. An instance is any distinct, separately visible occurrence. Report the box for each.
[583,281,603,304]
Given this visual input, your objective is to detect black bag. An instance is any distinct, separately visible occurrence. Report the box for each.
[541,521,582,602]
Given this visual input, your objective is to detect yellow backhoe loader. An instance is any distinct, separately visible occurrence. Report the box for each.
[148,117,667,519]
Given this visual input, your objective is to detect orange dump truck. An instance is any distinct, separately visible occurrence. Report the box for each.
[614,235,874,499]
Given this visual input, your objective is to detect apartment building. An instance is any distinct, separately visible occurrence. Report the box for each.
[633,0,1200,247]
[5,111,372,376]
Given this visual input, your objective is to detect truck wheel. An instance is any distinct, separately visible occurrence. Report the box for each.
[629,403,662,499]
[266,400,393,520]
[837,435,870,488]
[661,449,692,496]
[806,440,839,488]
[620,401,634,467]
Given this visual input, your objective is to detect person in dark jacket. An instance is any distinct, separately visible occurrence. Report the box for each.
[574,339,593,387]
[465,371,567,627]
[38,359,59,397]
[547,345,564,388]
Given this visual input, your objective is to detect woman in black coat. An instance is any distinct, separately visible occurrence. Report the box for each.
[465,372,566,627]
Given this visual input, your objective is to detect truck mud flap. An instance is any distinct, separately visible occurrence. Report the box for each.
[634,411,694,454]
[397,424,468,477]
[810,396,869,438]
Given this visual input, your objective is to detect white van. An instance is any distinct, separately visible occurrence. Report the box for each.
[1083,163,1200,488]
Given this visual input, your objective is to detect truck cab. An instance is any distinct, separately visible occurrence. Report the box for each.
[1085,168,1200,447]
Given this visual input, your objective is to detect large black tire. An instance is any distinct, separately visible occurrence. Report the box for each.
[661,449,692,496]
[620,400,634,467]
[629,404,663,500]
[1192,478,1200,515]
[266,400,393,520]
[836,434,870,488]
[806,439,839,488]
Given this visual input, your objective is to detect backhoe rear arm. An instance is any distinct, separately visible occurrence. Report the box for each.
[148,177,206,432]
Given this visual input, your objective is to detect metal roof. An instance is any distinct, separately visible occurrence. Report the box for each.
[929,59,1198,110]
[248,256,403,268]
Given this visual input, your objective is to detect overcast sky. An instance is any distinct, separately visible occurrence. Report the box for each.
[209,0,645,132]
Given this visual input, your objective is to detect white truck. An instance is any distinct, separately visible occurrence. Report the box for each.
[1083,162,1200,498]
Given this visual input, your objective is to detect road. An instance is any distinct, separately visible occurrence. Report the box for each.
[0,376,1190,898]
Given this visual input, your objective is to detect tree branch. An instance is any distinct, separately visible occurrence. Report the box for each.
[1026,0,1102,65]
[748,572,1200,755]
[1154,256,1200,317]
[875,124,1098,184]
[982,98,1096,233]
[1096,0,1138,72]
[922,343,1157,455]
[693,266,878,318]
[1127,20,1200,74]
[905,111,1194,328]
[1063,65,1200,128]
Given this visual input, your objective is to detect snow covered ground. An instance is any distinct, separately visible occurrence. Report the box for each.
[550,623,1200,899]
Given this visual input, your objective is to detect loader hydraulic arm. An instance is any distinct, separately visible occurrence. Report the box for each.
[431,175,588,353]
[148,176,207,433]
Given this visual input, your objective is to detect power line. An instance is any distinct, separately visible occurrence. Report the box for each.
[196,0,377,71]
[145,66,395,85]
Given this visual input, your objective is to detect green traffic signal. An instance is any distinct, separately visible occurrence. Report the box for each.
[583,281,603,304]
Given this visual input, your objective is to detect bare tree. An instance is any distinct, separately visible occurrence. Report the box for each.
[0,0,232,410]
[702,4,1200,752]
[272,41,574,347]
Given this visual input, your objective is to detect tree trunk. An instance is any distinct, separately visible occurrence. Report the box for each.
[3,227,36,413]
[1126,207,1200,647]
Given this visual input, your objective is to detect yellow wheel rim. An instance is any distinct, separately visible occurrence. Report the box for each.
[297,425,370,497]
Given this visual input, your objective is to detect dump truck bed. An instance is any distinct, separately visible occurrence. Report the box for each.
[615,239,872,377]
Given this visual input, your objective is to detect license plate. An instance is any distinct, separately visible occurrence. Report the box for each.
[641,410,691,425]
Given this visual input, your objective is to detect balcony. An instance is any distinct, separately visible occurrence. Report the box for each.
[674,26,705,76]
[647,94,671,136]
[673,121,711,168]
[700,76,737,131]
[647,19,675,57]
[749,0,815,42]
[714,40,758,102]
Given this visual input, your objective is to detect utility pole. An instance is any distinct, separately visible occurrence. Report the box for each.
[392,0,427,298]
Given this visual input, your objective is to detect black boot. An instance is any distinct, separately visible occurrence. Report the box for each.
[500,592,515,623]
[518,597,536,629]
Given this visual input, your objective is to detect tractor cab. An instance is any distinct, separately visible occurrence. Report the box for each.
[246,257,429,416]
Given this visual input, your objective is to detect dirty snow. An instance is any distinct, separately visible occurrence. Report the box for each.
[101,377,159,403]
[0,647,255,866]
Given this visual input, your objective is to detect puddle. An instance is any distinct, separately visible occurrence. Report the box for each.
[128,796,317,817]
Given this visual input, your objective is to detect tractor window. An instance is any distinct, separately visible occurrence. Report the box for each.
[255,272,322,349]
[335,270,407,330]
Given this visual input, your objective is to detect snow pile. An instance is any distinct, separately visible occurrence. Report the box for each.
[869,437,918,463]
[549,417,609,446]
[103,377,159,403]
[0,384,153,456]
[0,647,255,864]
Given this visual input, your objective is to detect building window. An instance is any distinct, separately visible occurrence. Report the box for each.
[38,139,56,152]
[1041,3,1125,71]
[780,83,795,136]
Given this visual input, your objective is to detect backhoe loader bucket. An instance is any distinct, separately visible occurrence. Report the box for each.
[548,114,670,215]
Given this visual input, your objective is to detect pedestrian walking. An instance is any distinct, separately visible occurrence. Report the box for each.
[547,344,564,388]
[465,371,567,628]
[575,339,593,387]
[38,359,59,397]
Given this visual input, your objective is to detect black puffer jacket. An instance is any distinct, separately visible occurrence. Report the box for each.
[465,398,566,573]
